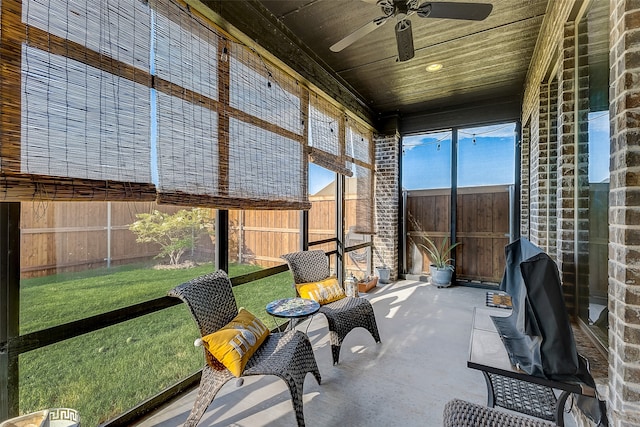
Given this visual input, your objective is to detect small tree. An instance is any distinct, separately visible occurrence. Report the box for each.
[129,208,214,265]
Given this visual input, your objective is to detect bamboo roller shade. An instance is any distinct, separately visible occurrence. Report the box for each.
[1,0,372,210]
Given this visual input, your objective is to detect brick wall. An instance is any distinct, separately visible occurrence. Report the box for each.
[607,0,640,425]
[529,77,560,257]
[373,133,399,280]
[522,1,575,122]
[521,1,622,425]
[556,22,581,315]
[530,84,558,254]
[521,123,531,238]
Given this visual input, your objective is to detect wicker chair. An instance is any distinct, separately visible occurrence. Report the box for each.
[443,399,556,427]
[169,270,322,427]
[281,250,381,365]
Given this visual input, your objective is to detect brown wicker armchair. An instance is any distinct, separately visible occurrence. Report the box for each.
[169,270,321,427]
[281,250,381,365]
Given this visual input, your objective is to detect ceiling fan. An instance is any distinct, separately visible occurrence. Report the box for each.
[330,1,493,62]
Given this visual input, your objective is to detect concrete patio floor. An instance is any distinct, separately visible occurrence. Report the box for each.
[135,279,578,427]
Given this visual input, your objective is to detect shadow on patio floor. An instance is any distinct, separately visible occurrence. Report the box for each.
[135,280,578,427]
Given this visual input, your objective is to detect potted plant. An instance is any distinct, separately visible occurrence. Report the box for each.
[417,236,460,288]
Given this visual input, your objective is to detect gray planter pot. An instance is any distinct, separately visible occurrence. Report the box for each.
[429,265,453,287]
[376,266,390,284]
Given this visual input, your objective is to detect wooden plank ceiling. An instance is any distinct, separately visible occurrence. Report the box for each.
[204,0,549,123]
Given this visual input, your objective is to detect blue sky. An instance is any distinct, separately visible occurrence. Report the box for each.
[402,123,517,190]
[309,163,335,195]
[588,111,609,183]
[400,115,610,191]
[239,115,610,196]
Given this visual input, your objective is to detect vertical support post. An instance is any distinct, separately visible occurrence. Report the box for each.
[300,86,310,253]
[215,37,231,275]
[216,210,229,273]
[508,185,515,242]
[300,210,309,251]
[337,173,345,284]
[397,136,405,276]
[0,1,24,420]
[513,121,522,241]
[0,202,21,421]
[401,189,408,275]
[450,128,458,283]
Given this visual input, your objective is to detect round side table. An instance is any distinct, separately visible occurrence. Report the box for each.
[265,297,320,332]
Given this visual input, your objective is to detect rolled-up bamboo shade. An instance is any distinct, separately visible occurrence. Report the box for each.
[0,173,156,202]
[155,91,219,196]
[23,0,152,70]
[7,0,312,209]
[21,45,152,183]
[21,0,152,184]
[347,123,374,234]
[309,94,352,177]
[154,3,218,100]
[230,43,303,137]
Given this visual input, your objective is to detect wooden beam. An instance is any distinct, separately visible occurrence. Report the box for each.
[392,96,521,135]
[0,1,23,173]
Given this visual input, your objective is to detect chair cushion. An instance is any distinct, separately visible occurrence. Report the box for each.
[200,308,270,377]
[296,277,346,305]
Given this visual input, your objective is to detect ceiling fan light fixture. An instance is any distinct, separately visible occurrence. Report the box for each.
[395,19,414,62]
[426,63,443,72]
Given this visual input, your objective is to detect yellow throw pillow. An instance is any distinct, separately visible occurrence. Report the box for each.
[200,308,270,377]
[296,277,346,305]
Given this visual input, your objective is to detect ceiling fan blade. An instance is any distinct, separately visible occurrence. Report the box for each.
[417,2,493,21]
[330,17,390,52]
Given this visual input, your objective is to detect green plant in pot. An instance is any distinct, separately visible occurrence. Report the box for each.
[418,236,460,288]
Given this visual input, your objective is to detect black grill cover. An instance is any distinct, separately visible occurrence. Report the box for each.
[491,238,579,378]
[490,238,607,425]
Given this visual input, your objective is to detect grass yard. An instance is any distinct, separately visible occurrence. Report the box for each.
[18,262,294,426]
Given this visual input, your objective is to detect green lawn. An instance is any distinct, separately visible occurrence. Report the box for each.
[18,263,294,426]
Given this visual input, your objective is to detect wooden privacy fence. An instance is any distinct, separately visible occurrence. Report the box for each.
[406,185,511,284]
[19,196,367,279]
[228,196,370,274]
[20,201,215,278]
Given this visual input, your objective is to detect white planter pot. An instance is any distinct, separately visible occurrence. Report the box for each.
[429,265,453,287]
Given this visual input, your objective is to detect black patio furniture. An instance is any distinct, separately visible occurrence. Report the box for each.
[443,399,556,427]
[168,270,321,427]
[281,250,381,364]
[466,238,606,426]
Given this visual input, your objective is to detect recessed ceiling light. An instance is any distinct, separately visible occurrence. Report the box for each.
[426,63,443,72]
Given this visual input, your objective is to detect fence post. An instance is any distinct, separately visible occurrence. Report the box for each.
[106,201,112,268]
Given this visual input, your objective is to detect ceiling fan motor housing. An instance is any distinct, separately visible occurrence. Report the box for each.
[395,19,414,61]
